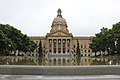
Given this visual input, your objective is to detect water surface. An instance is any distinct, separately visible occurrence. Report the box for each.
[0,56,119,66]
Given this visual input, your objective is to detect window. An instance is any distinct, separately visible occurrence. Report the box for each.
[63,40,65,43]
[49,49,51,53]
[54,48,56,53]
[63,48,65,53]
[88,54,90,56]
[63,40,66,47]
[58,51,61,53]
[67,39,70,47]
[58,39,61,48]
[58,39,61,44]
[81,45,83,48]
[58,48,61,53]
[49,59,52,63]
[88,59,91,62]
[53,39,56,47]
[67,60,69,62]
[74,45,75,48]
[32,54,34,56]
[85,50,86,53]
[88,50,90,52]
[85,59,87,62]
[54,59,56,62]
[81,54,83,57]
[74,50,75,53]
[67,50,69,53]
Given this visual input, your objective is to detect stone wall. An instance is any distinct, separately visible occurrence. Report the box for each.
[0,65,120,75]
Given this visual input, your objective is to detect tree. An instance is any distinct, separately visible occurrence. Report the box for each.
[0,23,37,55]
[89,37,98,56]
[90,22,120,56]
[0,25,15,55]
[29,41,38,52]
[38,40,42,57]
[76,40,81,58]
[112,22,120,54]
[90,27,112,56]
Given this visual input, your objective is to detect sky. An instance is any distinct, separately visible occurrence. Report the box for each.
[0,0,120,36]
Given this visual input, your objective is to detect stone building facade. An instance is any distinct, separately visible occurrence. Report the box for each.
[29,9,92,57]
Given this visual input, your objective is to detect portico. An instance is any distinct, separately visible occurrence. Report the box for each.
[47,38,71,54]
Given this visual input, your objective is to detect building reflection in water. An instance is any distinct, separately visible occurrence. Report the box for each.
[1,56,117,66]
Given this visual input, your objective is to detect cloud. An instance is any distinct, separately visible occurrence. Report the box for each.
[0,0,120,36]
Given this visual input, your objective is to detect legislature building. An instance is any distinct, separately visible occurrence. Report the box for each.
[29,9,92,57]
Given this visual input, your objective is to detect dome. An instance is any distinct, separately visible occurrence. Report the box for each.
[50,8,69,33]
[53,17,66,23]
[52,8,67,26]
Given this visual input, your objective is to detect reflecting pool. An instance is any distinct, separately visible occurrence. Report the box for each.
[0,56,120,66]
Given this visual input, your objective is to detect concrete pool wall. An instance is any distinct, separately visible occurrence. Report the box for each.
[0,65,120,75]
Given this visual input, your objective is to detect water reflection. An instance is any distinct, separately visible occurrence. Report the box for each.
[0,56,120,66]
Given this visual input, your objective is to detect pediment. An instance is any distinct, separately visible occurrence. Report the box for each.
[46,30,73,37]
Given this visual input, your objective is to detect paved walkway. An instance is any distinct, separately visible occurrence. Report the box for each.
[0,75,120,80]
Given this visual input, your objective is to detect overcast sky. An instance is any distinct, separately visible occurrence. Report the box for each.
[0,0,120,36]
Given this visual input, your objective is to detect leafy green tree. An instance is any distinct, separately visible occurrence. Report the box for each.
[90,27,112,56]
[90,22,120,56]
[89,37,98,56]
[29,41,38,52]
[112,22,120,54]
[0,23,37,55]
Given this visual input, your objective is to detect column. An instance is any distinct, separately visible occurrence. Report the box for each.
[47,39,49,53]
[66,39,67,54]
[70,39,73,53]
[69,39,71,53]
[53,39,55,54]
[61,39,62,54]
[52,39,53,54]
[56,39,58,54]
